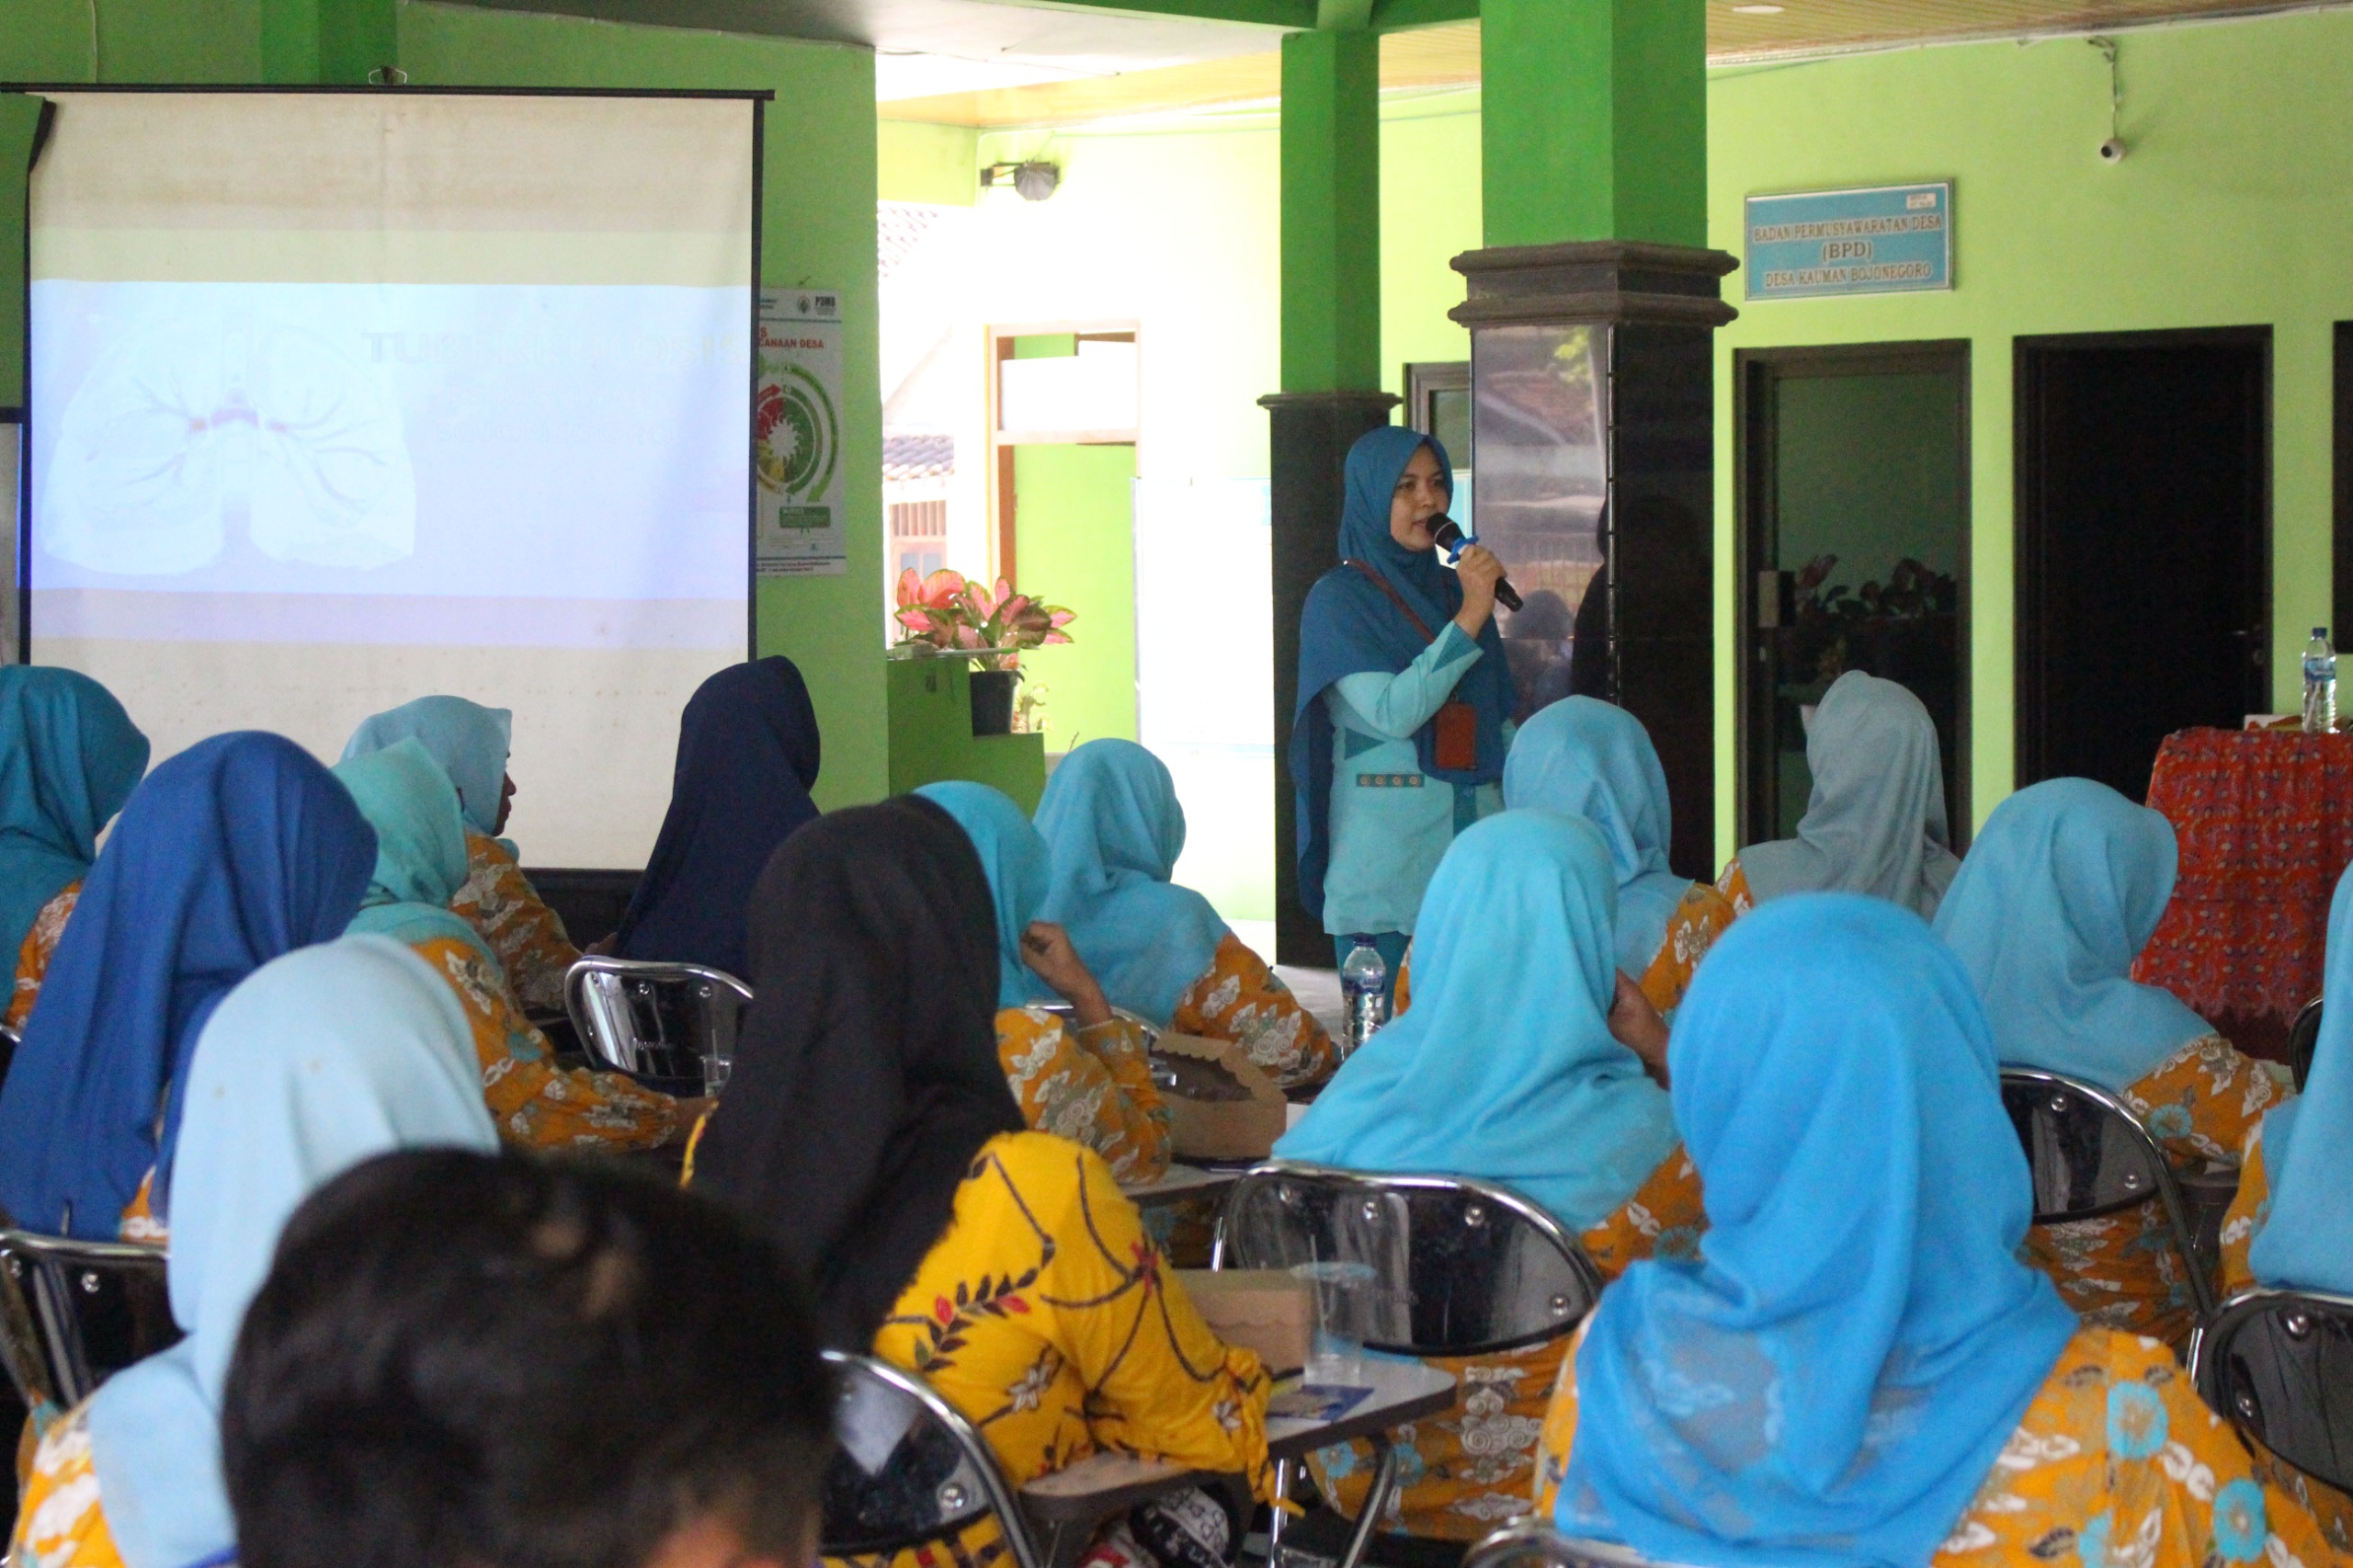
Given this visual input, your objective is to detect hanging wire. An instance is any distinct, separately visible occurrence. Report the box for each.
[2089,35,2121,142]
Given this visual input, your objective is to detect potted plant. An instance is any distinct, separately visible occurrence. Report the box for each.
[892,569,1075,736]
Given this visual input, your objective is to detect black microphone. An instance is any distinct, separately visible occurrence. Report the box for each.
[1429,516,1522,612]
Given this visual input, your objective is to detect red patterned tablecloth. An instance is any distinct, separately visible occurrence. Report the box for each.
[2131,727,2353,1023]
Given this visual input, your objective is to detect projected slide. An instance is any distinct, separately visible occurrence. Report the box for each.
[24,90,758,866]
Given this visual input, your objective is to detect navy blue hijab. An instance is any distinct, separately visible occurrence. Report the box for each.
[0,733,377,1236]
[1290,426,1512,922]
[616,656,823,980]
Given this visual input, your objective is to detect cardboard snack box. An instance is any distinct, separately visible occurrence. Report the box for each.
[1175,1267,1313,1374]
[1154,1032,1288,1162]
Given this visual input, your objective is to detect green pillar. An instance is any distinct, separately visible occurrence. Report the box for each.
[1278,28,1381,393]
[1481,0,1706,247]
[262,0,397,85]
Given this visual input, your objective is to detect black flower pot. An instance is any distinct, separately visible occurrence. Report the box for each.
[970,668,1018,736]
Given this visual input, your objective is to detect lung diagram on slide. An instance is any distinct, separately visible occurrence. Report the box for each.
[41,316,417,576]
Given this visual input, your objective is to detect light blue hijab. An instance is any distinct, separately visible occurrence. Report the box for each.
[1034,741,1232,1026]
[1278,811,1677,1231]
[84,935,497,1568]
[915,782,1050,1010]
[341,695,512,840]
[0,665,149,961]
[332,739,494,960]
[2247,862,2351,1292]
[1504,699,1690,979]
[1560,896,2079,1568]
[1932,778,2213,1091]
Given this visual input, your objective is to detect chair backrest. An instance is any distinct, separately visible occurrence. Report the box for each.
[563,957,753,1093]
[2290,997,2324,1092]
[2191,1286,2353,1495]
[0,1230,177,1411]
[1212,1162,1602,1357]
[1467,1519,1676,1568]
[819,1349,1042,1568]
[1997,1066,2213,1317]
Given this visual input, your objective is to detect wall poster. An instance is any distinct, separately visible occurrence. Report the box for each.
[756,289,847,576]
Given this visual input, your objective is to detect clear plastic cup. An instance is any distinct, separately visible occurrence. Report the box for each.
[1290,1260,1380,1379]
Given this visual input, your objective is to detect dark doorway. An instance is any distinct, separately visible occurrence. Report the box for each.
[1737,342,1970,851]
[2016,329,2270,801]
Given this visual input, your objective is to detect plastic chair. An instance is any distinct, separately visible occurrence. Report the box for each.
[822,1349,1231,1568]
[2289,997,2324,1092]
[1214,1162,1606,1567]
[2191,1286,2353,1496]
[1465,1519,1677,1568]
[563,957,752,1095]
[1998,1066,2216,1319]
[0,1230,176,1412]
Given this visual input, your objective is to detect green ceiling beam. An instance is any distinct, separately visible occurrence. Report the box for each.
[1367,0,1478,30]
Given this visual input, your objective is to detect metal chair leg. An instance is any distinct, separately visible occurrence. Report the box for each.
[1266,1457,1294,1558]
[1332,1437,1399,1568]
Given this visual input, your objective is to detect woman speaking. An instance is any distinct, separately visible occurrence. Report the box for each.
[1292,426,1515,989]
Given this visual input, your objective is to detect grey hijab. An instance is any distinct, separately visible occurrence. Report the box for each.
[1739,671,1961,918]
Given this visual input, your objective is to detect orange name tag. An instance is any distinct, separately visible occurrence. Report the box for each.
[1433,701,1478,772]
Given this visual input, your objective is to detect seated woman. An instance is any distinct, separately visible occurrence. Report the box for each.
[1716,669,1959,918]
[0,732,374,1243]
[691,796,1270,1568]
[1503,698,1736,1017]
[2219,862,2353,1551]
[12,935,501,1568]
[1036,739,1336,1089]
[1277,810,1695,1540]
[1935,777,2290,1346]
[224,1149,834,1568]
[1534,895,2336,1568]
[332,740,683,1152]
[615,656,822,980]
[342,694,577,1013]
[1,666,149,1031]
[917,781,1171,1185]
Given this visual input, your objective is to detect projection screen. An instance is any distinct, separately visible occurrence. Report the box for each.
[24,89,757,867]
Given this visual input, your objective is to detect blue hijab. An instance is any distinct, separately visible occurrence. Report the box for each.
[2247,861,2353,1292]
[0,733,377,1235]
[1291,427,1513,922]
[1278,811,1677,1231]
[916,782,1050,1010]
[1504,699,1691,979]
[1560,896,2079,1568]
[617,657,823,980]
[0,666,150,964]
[333,739,494,960]
[84,936,497,1568]
[340,695,513,840]
[1932,778,2213,1091]
[1034,740,1231,1026]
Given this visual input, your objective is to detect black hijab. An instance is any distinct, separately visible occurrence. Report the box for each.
[691,795,1027,1346]
[616,656,823,978]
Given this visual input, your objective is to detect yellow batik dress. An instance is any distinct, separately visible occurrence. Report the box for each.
[1169,933,1338,1091]
[2215,1125,2353,1552]
[826,1131,1274,1568]
[1534,1323,2341,1567]
[404,933,677,1152]
[7,882,80,1033]
[2019,1035,2290,1347]
[1306,1151,1708,1541]
[14,1403,123,1568]
[995,1008,1172,1185]
[450,830,584,1016]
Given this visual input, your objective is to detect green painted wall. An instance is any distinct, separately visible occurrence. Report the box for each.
[880,119,978,205]
[0,0,885,810]
[1706,12,2353,857]
[1013,442,1138,753]
[1380,93,1478,396]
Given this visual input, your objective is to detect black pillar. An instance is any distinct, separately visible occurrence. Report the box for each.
[1264,389,1402,967]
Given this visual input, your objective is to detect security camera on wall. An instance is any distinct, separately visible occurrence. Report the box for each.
[2098,137,2127,164]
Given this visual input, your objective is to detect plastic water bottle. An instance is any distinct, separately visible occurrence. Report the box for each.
[1339,937,1389,1055]
[2305,628,2338,734]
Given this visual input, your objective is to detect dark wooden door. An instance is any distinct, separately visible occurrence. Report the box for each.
[2017,330,2270,801]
